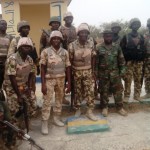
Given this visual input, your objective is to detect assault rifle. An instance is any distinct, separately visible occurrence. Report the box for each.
[0,120,44,150]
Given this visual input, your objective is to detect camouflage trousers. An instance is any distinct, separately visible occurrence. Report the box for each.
[3,86,37,128]
[42,77,65,120]
[99,75,123,109]
[144,58,150,94]
[73,69,95,110]
[124,61,143,98]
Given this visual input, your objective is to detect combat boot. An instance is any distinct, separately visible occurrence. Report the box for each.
[41,120,48,135]
[141,93,150,99]
[102,107,108,117]
[118,108,128,116]
[123,97,129,103]
[53,115,64,127]
[75,108,81,117]
[86,108,98,121]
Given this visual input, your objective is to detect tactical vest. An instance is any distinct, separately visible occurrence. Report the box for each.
[0,34,11,62]
[123,33,145,61]
[4,53,32,86]
[71,42,92,70]
[45,47,66,78]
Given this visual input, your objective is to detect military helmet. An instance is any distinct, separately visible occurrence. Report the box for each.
[77,23,90,35]
[129,18,141,28]
[111,22,121,30]
[49,31,63,42]
[63,11,73,20]
[49,16,61,26]
[17,37,33,49]
[17,20,30,32]
[102,29,113,34]
[147,18,150,27]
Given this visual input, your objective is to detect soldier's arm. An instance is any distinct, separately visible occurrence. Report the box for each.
[7,38,17,57]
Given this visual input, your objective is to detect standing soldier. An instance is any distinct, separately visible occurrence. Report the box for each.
[96,30,127,117]
[68,23,97,121]
[40,31,71,134]
[40,16,61,54]
[0,19,13,97]
[120,18,145,102]
[141,18,150,99]
[111,22,122,45]
[8,20,40,92]
[3,37,37,129]
[59,11,77,106]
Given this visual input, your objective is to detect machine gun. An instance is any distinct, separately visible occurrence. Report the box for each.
[0,120,44,150]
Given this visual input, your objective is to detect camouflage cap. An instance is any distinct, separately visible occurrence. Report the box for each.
[17,20,30,32]
[129,18,141,28]
[49,16,61,26]
[77,23,90,35]
[49,31,63,42]
[17,37,33,49]
[63,11,73,20]
[111,22,121,30]
[102,30,113,34]
[147,18,150,26]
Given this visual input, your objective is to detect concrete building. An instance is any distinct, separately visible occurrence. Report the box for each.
[1,0,72,54]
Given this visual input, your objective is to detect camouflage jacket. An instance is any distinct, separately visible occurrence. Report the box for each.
[95,42,126,78]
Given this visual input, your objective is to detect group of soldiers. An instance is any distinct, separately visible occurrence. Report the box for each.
[0,10,150,149]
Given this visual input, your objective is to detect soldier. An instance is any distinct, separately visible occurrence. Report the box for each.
[59,11,77,106]
[8,20,40,92]
[40,31,71,134]
[111,22,122,45]
[120,18,145,102]
[3,37,37,129]
[40,16,61,54]
[96,30,127,117]
[141,18,150,99]
[68,23,97,121]
[0,19,13,98]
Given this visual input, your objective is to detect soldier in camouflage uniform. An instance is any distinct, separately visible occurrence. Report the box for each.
[68,23,98,121]
[3,37,37,129]
[120,18,145,102]
[141,18,150,99]
[96,30,127,117]
[40,31,71,134]
[40,16,61,54]
[0,19,13,97]
[59,11,77,106]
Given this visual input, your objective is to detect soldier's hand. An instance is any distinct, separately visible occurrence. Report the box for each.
[42,84,47,95]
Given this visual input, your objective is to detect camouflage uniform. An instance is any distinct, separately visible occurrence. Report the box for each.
[120,18,145,100]
[68,38,95,109]
[3,51,37,126]
[96,42,125,109]
[40,46,71,120]
[0,31,13,89]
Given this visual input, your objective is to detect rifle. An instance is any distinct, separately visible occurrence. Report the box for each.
[41,29,50,38]
[15,95,29,133]
[0,120,44,150]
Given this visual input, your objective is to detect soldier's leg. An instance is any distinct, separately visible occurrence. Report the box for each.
[41,79,55,134]
[99,78,110,117]
[73,70,82,117]
[83,70,97,121]
[133,61,143,100]
[123,61,133,101]
[53,77,65,126]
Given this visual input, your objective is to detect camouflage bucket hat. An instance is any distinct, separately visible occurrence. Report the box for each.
[77,23,90,35]
[129,18,141,28]
[49,31,63,42]
[147,18,150,26]
[17,37,33,49]
[17,20,30,32]
[63,11,73,20]
[111,22,121,30]
[49,16,61,26]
